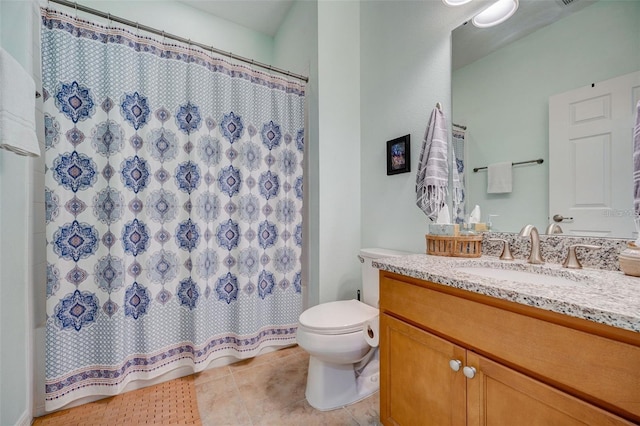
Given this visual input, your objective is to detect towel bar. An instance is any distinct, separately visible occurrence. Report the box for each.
[473,158,543,173]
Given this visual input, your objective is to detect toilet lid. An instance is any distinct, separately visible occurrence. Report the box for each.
[298,299,378,335]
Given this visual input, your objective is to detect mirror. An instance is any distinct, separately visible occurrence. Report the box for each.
[451,0,640,238]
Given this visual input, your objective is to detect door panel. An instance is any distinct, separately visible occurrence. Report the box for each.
[549,71,640,237]
[467,352,635,426]
[573,133,609,206]
[380,313,466,426]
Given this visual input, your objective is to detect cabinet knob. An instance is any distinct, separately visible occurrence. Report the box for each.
[463,366,476,379]
[449,359,462,372]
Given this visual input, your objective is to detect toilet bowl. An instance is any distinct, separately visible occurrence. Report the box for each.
[296,248,410,411]
[297,299,378,411]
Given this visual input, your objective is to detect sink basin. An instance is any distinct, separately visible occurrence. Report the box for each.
[456,267,577,286]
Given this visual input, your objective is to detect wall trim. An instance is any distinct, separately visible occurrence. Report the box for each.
[15,409,31,426]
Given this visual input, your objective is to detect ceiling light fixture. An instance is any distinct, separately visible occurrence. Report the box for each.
[472,0,519,28]
[442,0,473,6]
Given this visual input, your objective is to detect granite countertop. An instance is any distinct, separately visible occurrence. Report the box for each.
[373,254,640,333]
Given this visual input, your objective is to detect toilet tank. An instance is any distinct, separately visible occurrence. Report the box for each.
[359,248,411,307]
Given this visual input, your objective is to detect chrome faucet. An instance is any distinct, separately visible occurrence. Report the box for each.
[518,225,544,264]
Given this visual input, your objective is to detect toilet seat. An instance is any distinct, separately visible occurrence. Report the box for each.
[299,299,378,335]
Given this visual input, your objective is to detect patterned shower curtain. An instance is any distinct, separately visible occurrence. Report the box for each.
[452,123,466,224]
[41,9,305,410]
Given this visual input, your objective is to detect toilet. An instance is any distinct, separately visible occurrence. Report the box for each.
[296,247,409,411]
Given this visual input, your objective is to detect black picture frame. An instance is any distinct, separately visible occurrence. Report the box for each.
[386,134,411,175]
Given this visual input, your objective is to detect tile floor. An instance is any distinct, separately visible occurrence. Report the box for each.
[34,345,380,425]
[194,345,380,425]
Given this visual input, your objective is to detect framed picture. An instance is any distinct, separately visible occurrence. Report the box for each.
[386,134,411,175]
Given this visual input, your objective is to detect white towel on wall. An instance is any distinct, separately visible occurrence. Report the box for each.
[0,47,40,157]
[487,161,512,193]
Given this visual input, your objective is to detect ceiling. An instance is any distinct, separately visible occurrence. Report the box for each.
[178,0,598,58]
[452,0,597,70]
[179,0,295,37]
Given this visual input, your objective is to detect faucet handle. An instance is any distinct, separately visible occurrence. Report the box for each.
[488,238,514,261]
[563,244,601,269]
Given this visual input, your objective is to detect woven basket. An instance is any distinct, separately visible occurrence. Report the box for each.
[426,234,483,258]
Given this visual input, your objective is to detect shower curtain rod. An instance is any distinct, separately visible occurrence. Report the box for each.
[47,0,309,83]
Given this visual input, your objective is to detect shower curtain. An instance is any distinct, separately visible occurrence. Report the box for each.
[42,9,305,410]
[452,123,466,224]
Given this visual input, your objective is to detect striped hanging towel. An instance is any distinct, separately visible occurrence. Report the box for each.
[634,100,640,214]
[416,107,449,220]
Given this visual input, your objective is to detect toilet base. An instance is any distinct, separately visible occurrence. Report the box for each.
[305,353,379,411]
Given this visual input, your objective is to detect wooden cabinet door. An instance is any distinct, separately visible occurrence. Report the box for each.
[380,313,466,426]
[466,352,635,426]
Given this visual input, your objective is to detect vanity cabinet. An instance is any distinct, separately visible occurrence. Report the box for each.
[379,271,640,426]
[382,313,466,424]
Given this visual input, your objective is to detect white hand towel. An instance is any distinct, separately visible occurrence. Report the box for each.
[487,162,512,193]
[0,47,40,157]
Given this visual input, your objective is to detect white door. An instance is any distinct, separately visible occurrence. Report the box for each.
[549,71,640,238]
